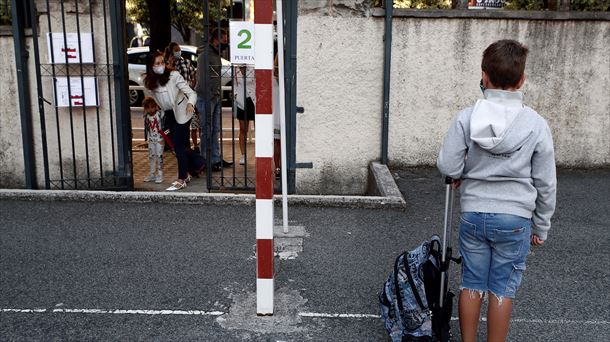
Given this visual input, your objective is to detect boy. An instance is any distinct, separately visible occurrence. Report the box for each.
[437,40,556,342]
[142,96,165,183]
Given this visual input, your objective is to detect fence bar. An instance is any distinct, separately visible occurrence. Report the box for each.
[11,0,36,188]
[381,0,393,164]
[276,0,288,233]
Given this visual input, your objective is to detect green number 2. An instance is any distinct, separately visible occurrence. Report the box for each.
[237,29,252,49]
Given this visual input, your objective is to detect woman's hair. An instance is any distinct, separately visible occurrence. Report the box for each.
[143,50,174,90]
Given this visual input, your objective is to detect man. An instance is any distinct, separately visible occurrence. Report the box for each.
[195,28,233,171]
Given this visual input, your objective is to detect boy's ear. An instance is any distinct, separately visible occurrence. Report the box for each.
[516,74,526,90]
[482,71,491,89]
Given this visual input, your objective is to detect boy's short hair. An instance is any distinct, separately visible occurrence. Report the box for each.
[481,40,529,89]
[142,96,158,110]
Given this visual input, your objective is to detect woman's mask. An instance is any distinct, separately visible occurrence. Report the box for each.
[153,65,165,75]
[173,51,181,59]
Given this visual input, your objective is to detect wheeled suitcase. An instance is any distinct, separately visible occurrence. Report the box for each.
[379,177,460,341]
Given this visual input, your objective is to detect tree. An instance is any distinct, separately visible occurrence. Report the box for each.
[146,0,171,53]
[127,0,230,45]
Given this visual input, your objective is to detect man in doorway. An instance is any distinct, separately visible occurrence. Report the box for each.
[196,28,233,171]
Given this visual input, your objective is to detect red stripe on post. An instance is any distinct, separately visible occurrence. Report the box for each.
[256,157,274,199]
[255,69,273,114]
[257,239,274,279]
[254,0,273,24]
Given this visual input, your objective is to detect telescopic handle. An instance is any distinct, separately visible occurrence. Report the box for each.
[439,175,455,308]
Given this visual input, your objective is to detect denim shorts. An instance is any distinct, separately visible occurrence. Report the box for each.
[459,212,532,299]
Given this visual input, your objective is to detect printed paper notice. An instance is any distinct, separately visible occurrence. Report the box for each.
[54,77,99,107]
[47,32,94,64]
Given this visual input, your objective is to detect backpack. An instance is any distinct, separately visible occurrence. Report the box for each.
[379,235,454,342]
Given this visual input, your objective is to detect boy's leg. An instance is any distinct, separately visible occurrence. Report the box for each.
[458,212,491,342]
[487,294,512,342]
[459,290,484,342]
[486,213,532,342]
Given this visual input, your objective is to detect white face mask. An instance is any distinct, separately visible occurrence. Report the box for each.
[153,65,165,75]
[173,51,181,58]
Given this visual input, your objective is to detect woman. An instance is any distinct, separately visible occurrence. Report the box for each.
[233,65,255,165]
[165,42,199,151]
[144,51,197,191]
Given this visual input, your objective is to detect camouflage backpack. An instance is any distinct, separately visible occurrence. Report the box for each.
[379,235,454,342]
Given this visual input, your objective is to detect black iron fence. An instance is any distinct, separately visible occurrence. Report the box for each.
[21,0,131,190]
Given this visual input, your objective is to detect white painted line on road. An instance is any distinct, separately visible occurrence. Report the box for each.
[1,308,224,316]
[2,308,609,326]
[299,312,381,319]
[300,312,610,326]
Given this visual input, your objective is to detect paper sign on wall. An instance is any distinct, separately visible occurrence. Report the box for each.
[54,77,99,107]
[229,21,255,65]
[47,32,94,64]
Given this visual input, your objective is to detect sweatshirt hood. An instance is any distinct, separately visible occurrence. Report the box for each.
[470,89,534,154]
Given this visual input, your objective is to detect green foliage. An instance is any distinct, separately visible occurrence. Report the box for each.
[372,0,452,8]
[374,0,610,10]
[126,0,231,42]
[0,1,11,25]
[571,0,610,10]
[504,0,545,10]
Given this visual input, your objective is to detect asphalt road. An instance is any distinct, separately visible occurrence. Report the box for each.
[1,168,608,341]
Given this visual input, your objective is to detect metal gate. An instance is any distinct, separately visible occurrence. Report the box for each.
[198,0,256,192]
[201,0,299,193]
[15,0,132,190]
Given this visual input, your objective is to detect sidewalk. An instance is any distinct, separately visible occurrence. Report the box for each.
[0,168,608,341]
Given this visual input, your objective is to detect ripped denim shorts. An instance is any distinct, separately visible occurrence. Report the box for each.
[459,212,531,300]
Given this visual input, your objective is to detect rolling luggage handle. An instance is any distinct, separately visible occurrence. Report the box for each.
[439,176,460,308]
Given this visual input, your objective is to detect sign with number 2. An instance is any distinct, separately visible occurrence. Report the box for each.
[230,21,255,65]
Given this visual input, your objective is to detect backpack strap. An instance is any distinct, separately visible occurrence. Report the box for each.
[405,253,427,312]
[394,252,427,313]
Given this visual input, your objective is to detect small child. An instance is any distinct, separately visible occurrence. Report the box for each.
[142,97,165,183]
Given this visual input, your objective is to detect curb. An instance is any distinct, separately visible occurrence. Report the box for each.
[0,189,406,210]
[0,163,406,210]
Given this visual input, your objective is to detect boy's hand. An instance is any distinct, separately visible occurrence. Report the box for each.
[531,234,545,246]
[451,179,461,189]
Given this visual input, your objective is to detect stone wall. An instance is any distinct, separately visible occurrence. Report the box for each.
[296,2,610,194]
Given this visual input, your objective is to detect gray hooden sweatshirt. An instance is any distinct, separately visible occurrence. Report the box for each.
[437,90,556,240]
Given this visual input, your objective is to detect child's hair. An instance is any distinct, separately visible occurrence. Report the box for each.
[481,40,529,89]
[142,96,159,115]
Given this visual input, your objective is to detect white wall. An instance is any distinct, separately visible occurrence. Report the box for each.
[296,16,385,195]
[0,32,25,188]
[296,9,610,195]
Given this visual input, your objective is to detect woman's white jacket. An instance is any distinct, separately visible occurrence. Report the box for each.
[163,71,197,124]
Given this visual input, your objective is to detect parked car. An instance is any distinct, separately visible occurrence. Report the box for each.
[127,45,232,107]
